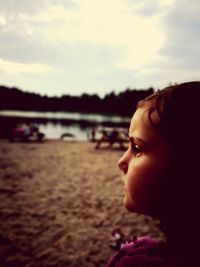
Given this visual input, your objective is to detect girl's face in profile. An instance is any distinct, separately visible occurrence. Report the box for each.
[118,105,170,217]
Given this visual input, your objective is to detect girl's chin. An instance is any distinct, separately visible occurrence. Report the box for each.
[124,198,158,217]
[123,196,148,215]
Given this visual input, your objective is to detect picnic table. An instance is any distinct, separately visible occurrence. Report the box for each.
[92,127,129,149]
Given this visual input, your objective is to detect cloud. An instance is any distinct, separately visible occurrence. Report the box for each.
[0,58,52,74]
[0,0,164,70]
[157,0,200,70]
[0,0,47,15]
[32,0,164,70]
[128,0,174,16]
[0,0,76,15]
[0,0,199,97]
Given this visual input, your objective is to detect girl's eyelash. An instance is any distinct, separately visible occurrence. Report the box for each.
[130,142,142,155]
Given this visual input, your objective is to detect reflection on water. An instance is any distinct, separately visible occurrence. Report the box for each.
[39,122,90,140]
[0,110,130,140]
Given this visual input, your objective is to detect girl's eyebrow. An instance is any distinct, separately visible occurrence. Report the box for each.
[129,136,148,146]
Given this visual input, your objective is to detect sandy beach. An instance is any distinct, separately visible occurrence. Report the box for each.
[0,139,164,267]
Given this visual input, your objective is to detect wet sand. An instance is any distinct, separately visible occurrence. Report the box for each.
[0,140,164,267]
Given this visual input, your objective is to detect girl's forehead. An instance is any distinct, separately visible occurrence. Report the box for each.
[129,107,161,144]
[130,107,152,129]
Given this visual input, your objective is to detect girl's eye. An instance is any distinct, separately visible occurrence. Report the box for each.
[130,143,143,156]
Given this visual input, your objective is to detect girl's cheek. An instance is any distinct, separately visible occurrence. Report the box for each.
[128,156,157,181]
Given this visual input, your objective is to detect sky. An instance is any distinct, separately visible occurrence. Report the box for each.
[0,0,200,97]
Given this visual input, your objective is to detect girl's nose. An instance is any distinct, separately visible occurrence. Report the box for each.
[118,152,128,174]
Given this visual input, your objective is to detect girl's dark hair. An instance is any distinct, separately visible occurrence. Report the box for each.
[138,81,200,155]
[138,82,200,262]
[138,81,200,138]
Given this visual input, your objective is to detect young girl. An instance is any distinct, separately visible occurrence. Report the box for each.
[106,81,200,267]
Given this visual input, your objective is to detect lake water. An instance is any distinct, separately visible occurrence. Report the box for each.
[0,110,130,140]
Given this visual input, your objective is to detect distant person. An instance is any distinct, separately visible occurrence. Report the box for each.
[91,126,97,142]
[30,123,39,134]
[108,129,118,146]
[23,123,31,141]
[105,82,200,267]
[95,128,110,149]
[9,122,45,142]
[87,125,97,142]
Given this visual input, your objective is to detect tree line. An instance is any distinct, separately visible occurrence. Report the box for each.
[0,85,154,116]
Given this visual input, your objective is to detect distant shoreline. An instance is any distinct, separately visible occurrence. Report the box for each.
[0,111,130,140]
